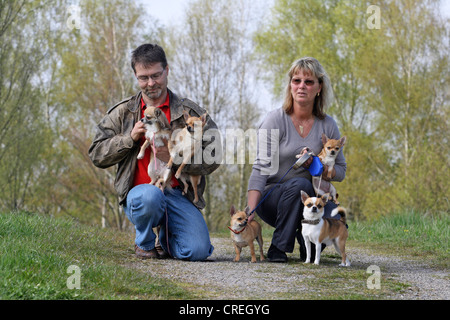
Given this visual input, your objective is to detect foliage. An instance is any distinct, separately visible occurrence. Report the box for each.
[254,0,449,218]
[0,0,448,231]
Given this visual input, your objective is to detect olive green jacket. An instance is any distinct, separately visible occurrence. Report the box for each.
[88,89,221,209]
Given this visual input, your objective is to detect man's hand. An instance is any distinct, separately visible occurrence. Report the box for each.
[154,138,171,163]
[131,121,146,142]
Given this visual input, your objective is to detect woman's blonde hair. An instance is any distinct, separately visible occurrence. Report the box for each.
[282,57,333,119]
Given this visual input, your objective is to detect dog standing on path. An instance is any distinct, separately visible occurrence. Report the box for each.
[300,191,350,267]
[229,206,265,263]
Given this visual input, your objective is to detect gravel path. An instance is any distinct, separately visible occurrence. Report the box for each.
[130,236,449,300]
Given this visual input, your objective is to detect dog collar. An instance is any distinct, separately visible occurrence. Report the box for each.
[301,219,320,225]
[228,225,247,234]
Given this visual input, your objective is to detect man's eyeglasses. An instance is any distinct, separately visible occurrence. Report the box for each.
[136,69,166,83]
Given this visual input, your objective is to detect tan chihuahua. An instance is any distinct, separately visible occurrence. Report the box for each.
[317,133,346,179]
[229,206,265,263]
[167,111,206,204]
[312,133,346,204]
[300,191,350,267]
[137,107,172,191]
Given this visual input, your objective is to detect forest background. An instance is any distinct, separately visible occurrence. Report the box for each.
[1,0,448,231]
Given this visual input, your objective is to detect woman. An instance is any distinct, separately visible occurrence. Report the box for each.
[247,57,346,262]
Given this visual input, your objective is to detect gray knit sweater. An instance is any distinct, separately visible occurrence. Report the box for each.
[248,108,346,194]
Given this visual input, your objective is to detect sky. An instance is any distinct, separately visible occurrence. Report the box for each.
[141,0,450,26]
[139,0,187,26]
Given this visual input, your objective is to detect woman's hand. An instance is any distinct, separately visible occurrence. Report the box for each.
[296,147,313,168]
[247,190,262,223]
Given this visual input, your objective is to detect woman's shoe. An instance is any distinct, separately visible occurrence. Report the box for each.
[267,243,288,263]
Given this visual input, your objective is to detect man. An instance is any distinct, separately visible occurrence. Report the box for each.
[89,44,221,261]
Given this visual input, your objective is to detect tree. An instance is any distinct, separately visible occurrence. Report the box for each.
[254,0,449,218]
[0,0,60,212]
[166,0,263,229]
[47,0,163,227]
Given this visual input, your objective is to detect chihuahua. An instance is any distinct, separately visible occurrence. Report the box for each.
[318,133,346,179]
[229,206,265,263]
[312,134,346,204]
[167,111,206,204]
[137,107,172,191]
[300,191,350,266]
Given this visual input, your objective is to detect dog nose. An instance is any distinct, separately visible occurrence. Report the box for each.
[312,206,317,212]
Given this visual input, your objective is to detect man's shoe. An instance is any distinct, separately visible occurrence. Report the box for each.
[267,244,288,263]
[155,244,170,259]
[135,245,159,259]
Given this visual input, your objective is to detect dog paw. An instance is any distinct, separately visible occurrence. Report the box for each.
[339,262,351,267]
[137,153,144,159]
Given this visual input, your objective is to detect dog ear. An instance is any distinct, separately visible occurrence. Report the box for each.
[339,136,346,147]
[200,113,207,126]
[321,133,328,146]
[230,205,236,216]
[244,206,250,216]
[300,190,309,204]
[321,193,330,203]
[154,108,161,117]
[183,110,190,122]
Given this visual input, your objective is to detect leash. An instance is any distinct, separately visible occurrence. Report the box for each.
[164,206,171,257]
[151,136,158,171]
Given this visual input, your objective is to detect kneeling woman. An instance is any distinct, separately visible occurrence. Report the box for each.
[247,57,347,262]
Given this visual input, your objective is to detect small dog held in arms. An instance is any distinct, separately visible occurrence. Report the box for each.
[312,133,346,204]
[166,111,206,204]
[300,191,350,267]
[137,107,172,191]
[228,206,265,263]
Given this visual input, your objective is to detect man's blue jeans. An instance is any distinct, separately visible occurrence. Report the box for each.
[123,184,214,261]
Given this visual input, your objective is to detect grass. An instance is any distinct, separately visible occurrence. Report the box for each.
[0,210,447,300]
[349,210,449,268]
[0,211,196,300]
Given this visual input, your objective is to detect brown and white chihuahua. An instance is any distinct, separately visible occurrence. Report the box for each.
[167,111,206,204]
[137,107,172,191]
[300,191,350,267]
[312,133,346,204]
[229,206,265,263]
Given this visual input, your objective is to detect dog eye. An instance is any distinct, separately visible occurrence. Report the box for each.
[317,204,322,209]
[306,203,313,208]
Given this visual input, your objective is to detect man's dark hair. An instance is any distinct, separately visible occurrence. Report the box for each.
[131,43,168,73]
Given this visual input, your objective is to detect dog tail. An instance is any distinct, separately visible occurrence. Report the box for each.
[331,207,347,224]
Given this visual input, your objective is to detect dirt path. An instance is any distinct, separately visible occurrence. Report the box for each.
[131,236,449,300]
